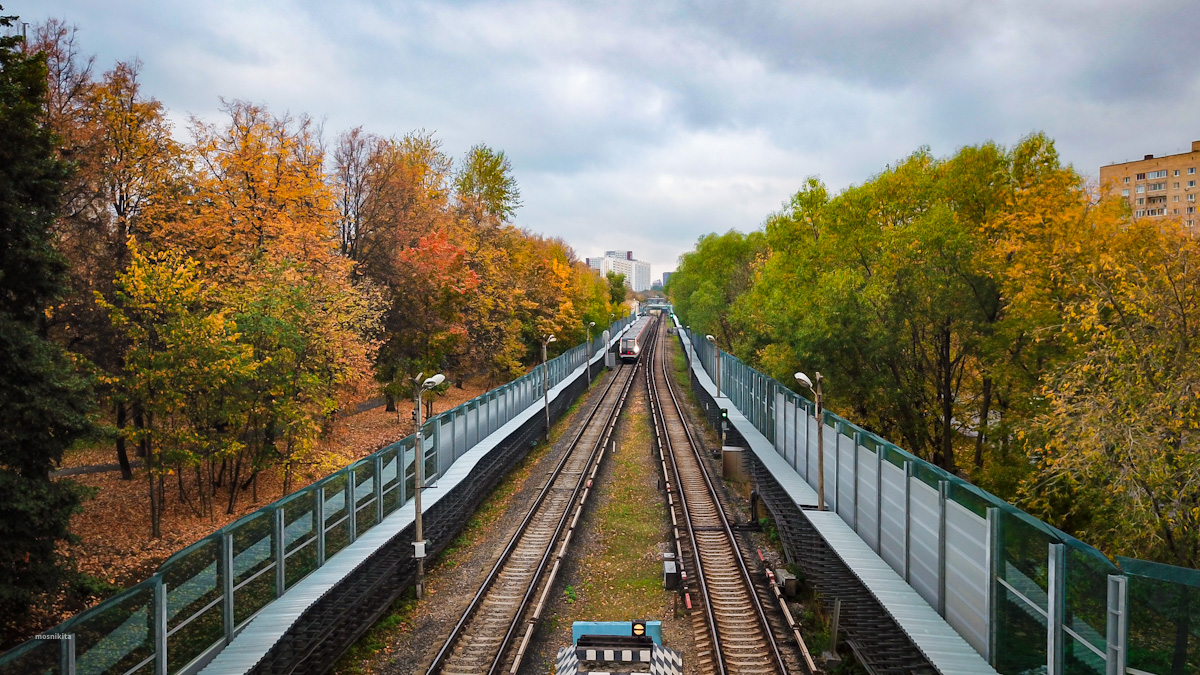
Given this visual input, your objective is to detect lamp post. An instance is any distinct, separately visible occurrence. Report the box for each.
[795,371,825,511]
[685,325,692,364]
[542,334,556,442]
[585,321,596,389]
[705,334,720,394]
[413,371,445,599]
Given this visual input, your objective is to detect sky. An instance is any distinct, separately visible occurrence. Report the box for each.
[17,0,1200,281]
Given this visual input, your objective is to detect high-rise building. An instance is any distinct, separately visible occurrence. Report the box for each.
[661,271,673,287]
[1100,140,1200,228]
[588,251,652,292]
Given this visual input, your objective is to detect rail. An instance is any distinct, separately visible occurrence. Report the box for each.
[648,320,787,675]
[426,336,643,674]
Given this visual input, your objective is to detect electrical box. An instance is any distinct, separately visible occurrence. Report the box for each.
[721,446,747,483]
[413,540,427,559]
[775,567,798,598]
[662,553,680,590]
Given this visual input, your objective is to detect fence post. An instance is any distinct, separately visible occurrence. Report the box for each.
[375,455,384,523]
[937,480,949,617]
[222,532,234,641]
[986,507,1000,665]
[274,506,285,597]
[433,419,442,481]
[903,461,913,582]
[60,631,75,675]
[347,471,356,544]
[316,485,326,566]
[1106,574,1128,675]
[875,444,884,555]
[153,574,167,674]
[1047,542,1066,675]
[803,401,811,481]
[852,431,860,530]
[832,423,841,515]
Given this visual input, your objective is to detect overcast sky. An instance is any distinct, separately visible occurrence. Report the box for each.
[18,0,1200,280]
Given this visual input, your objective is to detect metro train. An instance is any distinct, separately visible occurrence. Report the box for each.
[619,314,656,362]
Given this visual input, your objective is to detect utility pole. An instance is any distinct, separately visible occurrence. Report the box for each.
[413,372,444,599]
[542,334,556,442]
[586,321,595,389]
[795,371,825,511]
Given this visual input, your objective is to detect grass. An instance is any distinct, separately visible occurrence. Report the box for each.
[556,397,670,622]
[333,590,419,674]
[330,368,609,674]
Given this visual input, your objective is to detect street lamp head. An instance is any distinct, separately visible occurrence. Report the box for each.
[705,334,716,343]
[588,321,595,327]
[546,334,557,344]
[794,372,812,390]
[422,373,446,390]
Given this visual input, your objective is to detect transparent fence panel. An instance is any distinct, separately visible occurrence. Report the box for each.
[995,511,1053,673]
[281,489,318,590]
[0,638,60,675]
[229,512,276,628]
[401,439,417,503]
[1119,557,1200,675]
[322,472,351,559]
[63,580,156,675]
[1059,545,1114,674]
[159,537,221,673]
[379,445,403,516]
[353,460,377,535]
[421,420,436,485]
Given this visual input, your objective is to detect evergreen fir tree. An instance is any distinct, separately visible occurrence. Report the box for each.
[0,8,94,626]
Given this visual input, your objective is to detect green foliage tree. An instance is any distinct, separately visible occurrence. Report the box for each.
[668,229,765,350]
[0,12,94,623]
[605,270,626,305]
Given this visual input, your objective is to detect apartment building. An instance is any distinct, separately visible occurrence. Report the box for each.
[587,251,652,292]
[1099,140,1200,228]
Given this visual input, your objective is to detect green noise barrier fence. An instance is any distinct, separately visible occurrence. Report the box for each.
[683,324,1197,675]
[0,316,634,675]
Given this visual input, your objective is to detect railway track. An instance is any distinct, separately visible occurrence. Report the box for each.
[648,320,810,675]
[426,320,653,675]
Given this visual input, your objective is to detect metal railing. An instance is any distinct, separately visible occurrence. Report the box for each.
[682,323,1197,675]
[0,316,634,675]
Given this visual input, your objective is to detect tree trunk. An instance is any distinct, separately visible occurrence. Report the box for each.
[1171,588,1191,675]
[385,392,395,413]
[136,406,160,538]
[975,376,992,470]
[938,327,956,473]
[226,452,243,514]
[115,401,133,480]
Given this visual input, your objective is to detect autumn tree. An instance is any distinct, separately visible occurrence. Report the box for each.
[1023,213,1200,571]
[0,13,94,622]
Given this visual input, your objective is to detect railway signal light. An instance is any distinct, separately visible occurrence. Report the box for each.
[632,620,646,637]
